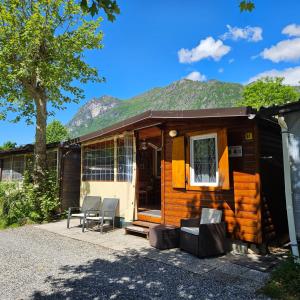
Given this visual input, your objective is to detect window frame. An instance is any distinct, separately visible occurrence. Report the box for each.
[116,136,134,182]
[82,134,134,183]
[82,139,115,182]
[189,133,219,187]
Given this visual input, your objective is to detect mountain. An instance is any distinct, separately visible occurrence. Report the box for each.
[67,79,244,137]
[67,96,121,136]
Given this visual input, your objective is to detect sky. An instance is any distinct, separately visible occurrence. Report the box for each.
[1,0,300,145]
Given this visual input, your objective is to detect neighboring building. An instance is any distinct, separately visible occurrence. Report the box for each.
[0,143,81,211]
[260,101,300,260]
[76,107,288,246]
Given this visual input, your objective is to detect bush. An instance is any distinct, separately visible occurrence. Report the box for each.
[0,169,59,227]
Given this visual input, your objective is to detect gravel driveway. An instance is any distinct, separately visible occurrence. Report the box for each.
[0,226,267,300]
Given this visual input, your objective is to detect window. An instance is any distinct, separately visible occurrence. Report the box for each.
[1,156,25,181]
[83,140,114,181]
[1,157,12,181]
[117,136,133,182]
[47,151,58,171]
[11,156,25,181]
[190,133,218,186]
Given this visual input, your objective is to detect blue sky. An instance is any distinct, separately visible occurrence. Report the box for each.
[1,0,300,145]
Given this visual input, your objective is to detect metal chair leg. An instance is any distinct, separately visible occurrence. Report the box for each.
[67,209,71,229]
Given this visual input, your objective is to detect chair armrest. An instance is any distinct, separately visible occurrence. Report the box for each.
[68,207,81,213]
[180,218,200,227]
[198,222,226,233]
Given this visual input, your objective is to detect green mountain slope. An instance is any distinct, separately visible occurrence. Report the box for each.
[68,79,244,137]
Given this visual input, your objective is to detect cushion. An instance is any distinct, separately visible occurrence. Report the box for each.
[71,213,85,218]
[200,208,222,224]
[85,216,112,221]
[180,227,199,235]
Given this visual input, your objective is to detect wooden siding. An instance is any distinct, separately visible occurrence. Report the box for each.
[60,148,81,211]
[258,119,288,244]
[161,118,263,244]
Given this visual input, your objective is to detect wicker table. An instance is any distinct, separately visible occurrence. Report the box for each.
[149,224,179,250]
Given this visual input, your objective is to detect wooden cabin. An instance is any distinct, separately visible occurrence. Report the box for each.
[76,107,288,245]
[0,142,81,211]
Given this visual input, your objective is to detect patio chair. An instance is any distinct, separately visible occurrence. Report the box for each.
[82,198,119,233]
[67,196,101,229]
[180,208,226,258]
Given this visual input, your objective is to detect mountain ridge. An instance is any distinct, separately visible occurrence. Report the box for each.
[67,79,244,137]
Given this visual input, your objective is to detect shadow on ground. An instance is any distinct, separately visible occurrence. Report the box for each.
[31,246,269,300]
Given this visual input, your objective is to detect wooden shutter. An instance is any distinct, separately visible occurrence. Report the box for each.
[172,136,186,188]
[218,128,230,190]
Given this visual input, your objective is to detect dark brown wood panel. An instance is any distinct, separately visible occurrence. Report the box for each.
[60,148,81,211]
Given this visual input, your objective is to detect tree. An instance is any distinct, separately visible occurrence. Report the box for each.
[0,141,17,151]
[240,77,300,109]
[79,0,120,19]
[46,120,69,144]
[0,1,103,183]
[239,1,255,12]
[78,0,253,18]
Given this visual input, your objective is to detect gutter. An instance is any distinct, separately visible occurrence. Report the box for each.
[278,116,300,264]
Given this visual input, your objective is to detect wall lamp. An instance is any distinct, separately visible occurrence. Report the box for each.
[169,130,178,138]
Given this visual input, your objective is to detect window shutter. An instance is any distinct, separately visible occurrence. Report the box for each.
[172,136,186,188]
[218,128,230,190]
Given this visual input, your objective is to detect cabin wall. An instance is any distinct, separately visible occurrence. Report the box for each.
[162,118,263,244]
[258,119,288,244]
[80,134,137,222]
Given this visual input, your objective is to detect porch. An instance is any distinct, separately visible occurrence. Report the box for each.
[37,219,287,275]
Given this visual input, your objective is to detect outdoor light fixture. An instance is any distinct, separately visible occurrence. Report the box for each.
[140,141,148,150]
[169,130,178,138]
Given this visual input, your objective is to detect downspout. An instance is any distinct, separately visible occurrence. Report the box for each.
[278,116,300,263]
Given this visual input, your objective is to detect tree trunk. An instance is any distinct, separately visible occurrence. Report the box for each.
[34,95,47,184]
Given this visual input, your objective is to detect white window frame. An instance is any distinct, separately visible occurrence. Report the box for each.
[190,133,219,187]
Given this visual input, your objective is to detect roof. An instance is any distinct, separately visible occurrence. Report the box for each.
[77,106,255,143]
[0,141,61,156]
[259,100,300,117]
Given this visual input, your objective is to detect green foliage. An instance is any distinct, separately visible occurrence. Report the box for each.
[80,0,120,20]
[0,141,17,150]
[46,120,69,143]
[0,168,59,227]
[240,77,300,109]
[239,1,255,12]
[0,0,104,124]
[262,257,300,300]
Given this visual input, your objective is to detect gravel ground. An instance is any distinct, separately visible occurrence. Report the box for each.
[0,226,268,300]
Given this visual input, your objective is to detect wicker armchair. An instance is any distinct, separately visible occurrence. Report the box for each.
[180,208,226,258]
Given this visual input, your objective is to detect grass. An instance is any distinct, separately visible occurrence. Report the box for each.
[262,257,300,300]
[0,217,21,230]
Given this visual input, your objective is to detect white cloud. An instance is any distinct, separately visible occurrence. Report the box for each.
[178,37,230,63]
[260,38,300,62]
[221,25,263,42]
[185,71,206,81]
[282,24,300,37]
[248,66,300,85]
[218,68,224,73]
[228,58,235,64]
